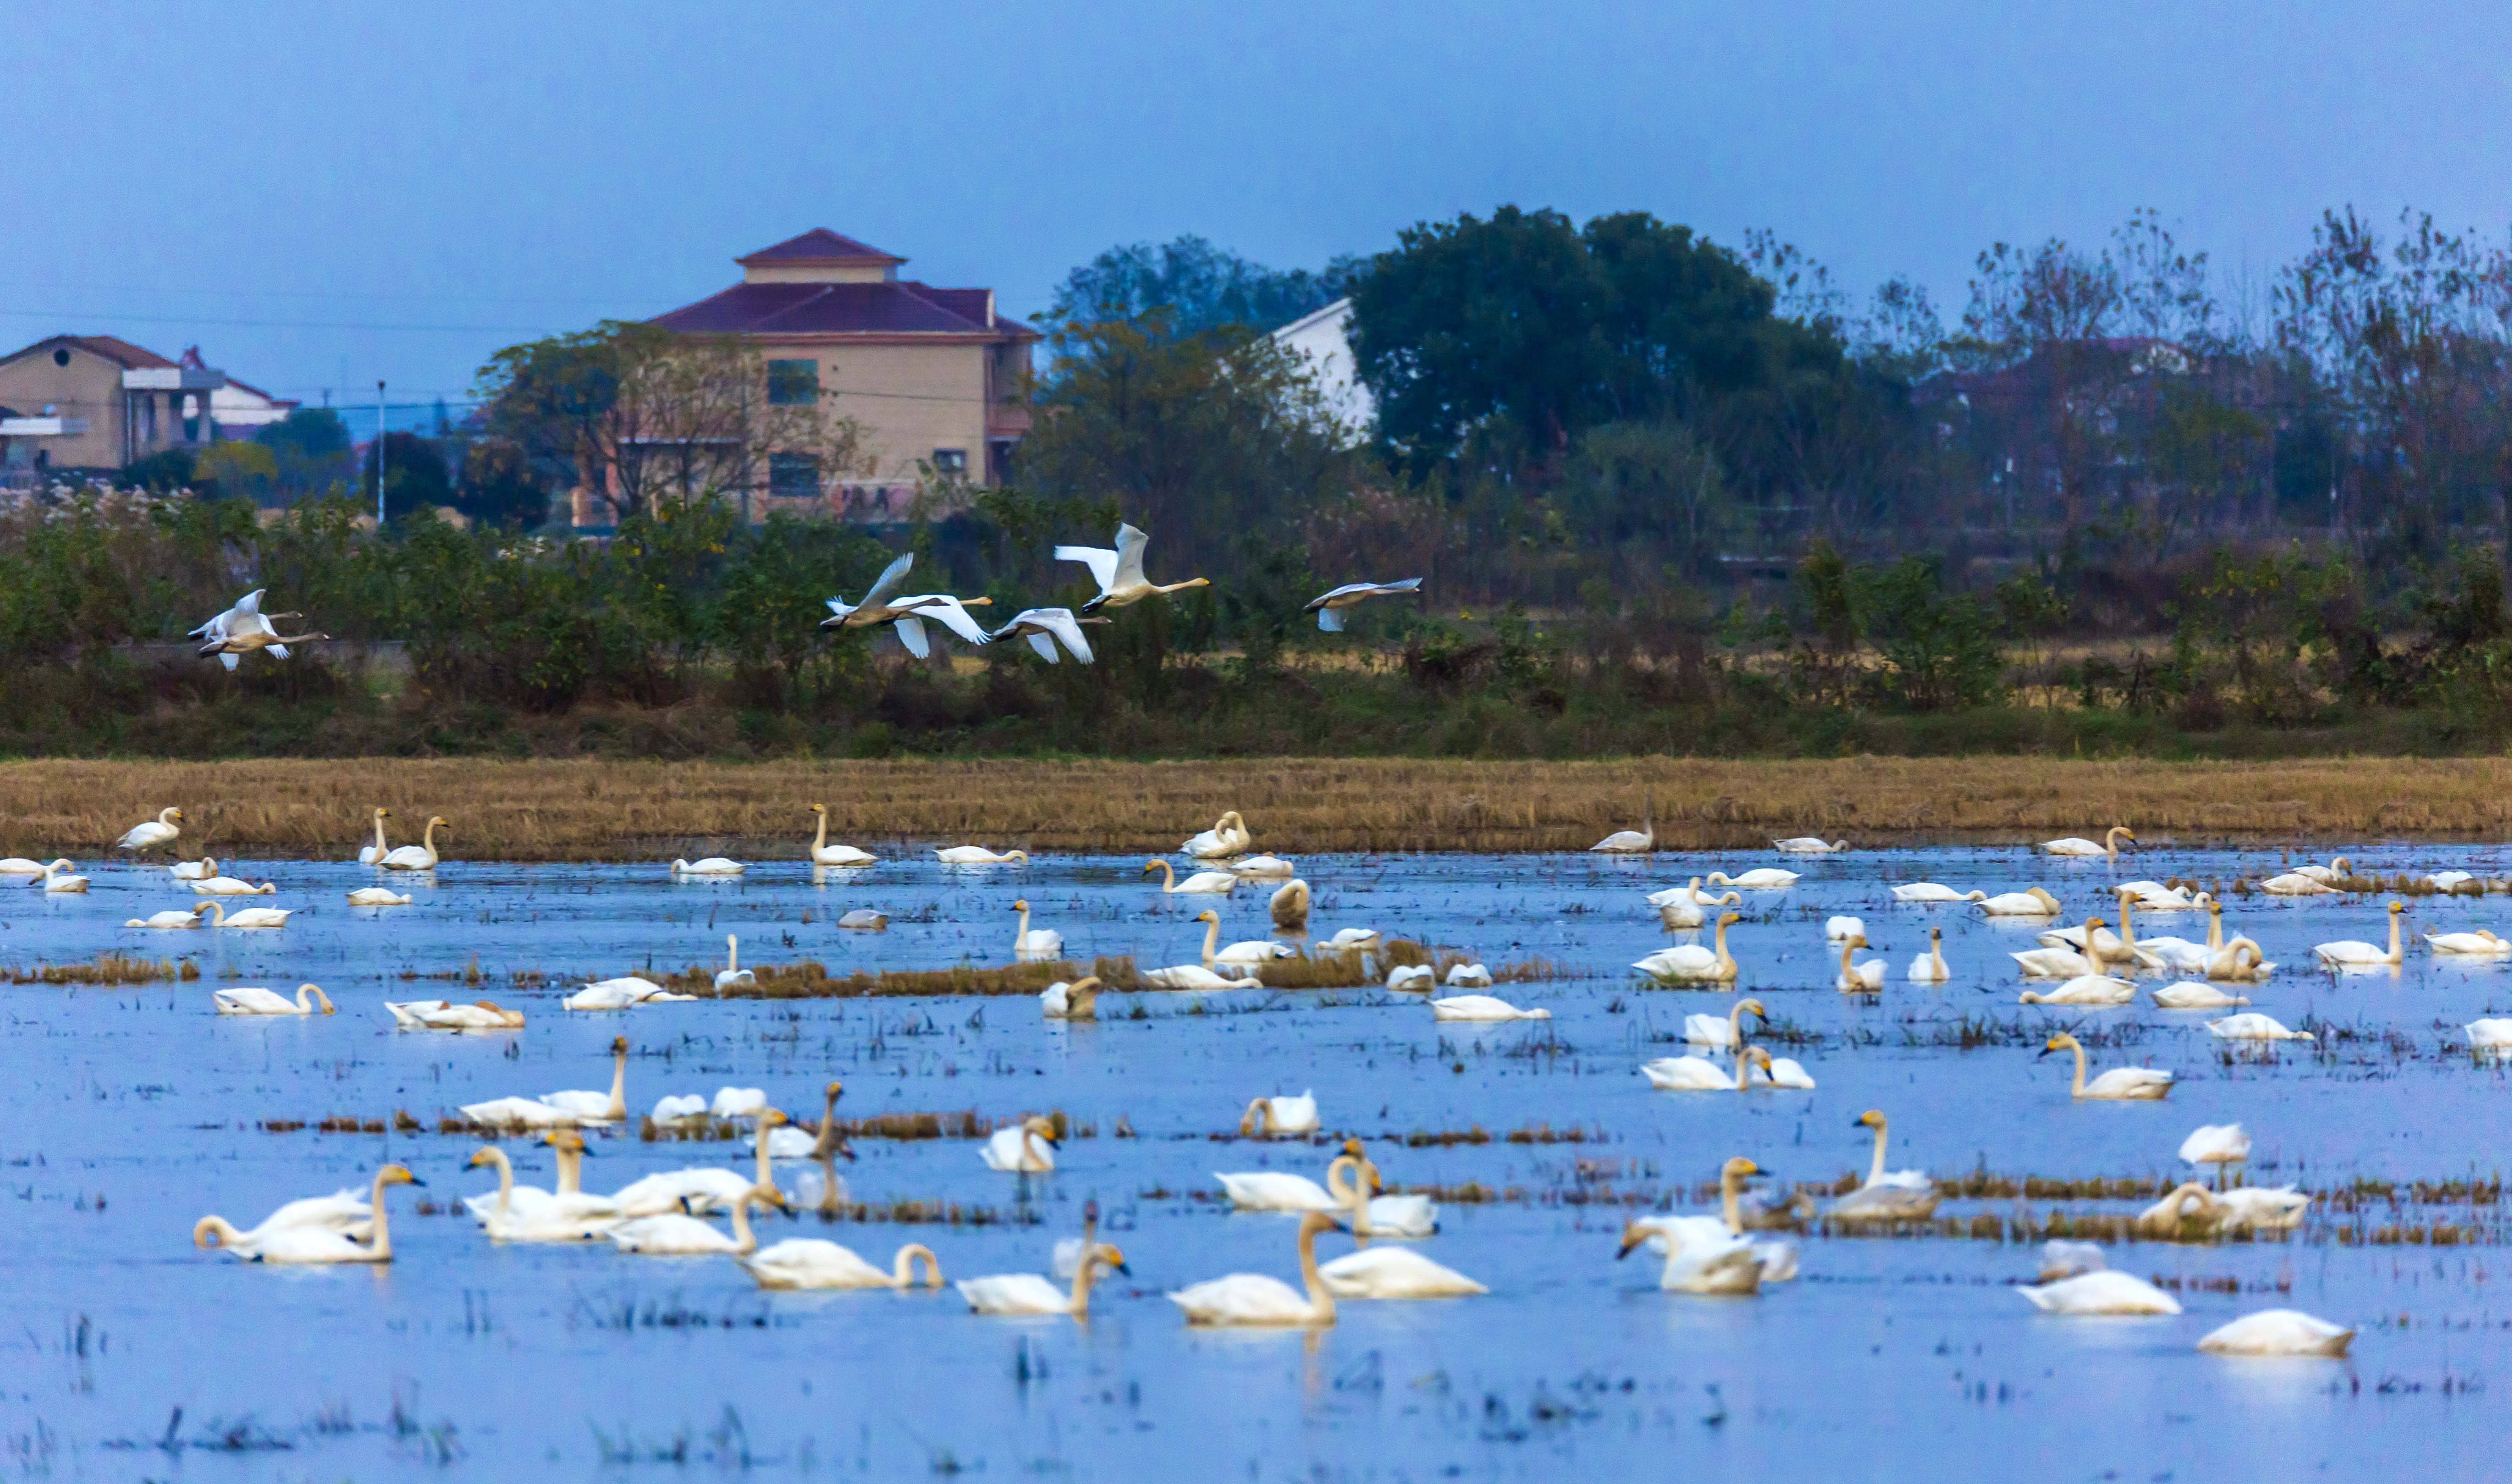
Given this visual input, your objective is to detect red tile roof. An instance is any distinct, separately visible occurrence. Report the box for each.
[737,228,905,266]
[0,333,178,370]
[652,281,1036,340]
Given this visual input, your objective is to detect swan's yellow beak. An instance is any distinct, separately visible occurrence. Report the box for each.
[1100,1244,1130,1276]
[468,1149,494,1168]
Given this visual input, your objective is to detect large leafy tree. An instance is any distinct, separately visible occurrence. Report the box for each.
[1048,235,1364,341]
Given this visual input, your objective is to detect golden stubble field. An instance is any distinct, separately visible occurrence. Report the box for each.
[4,756,2511,859]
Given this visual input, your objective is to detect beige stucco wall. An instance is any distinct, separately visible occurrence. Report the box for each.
[748,337,994,486]
[0,344,135,467]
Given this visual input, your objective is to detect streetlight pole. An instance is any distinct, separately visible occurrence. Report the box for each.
[376,380,387,528]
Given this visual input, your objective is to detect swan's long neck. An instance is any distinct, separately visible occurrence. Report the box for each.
[1719,1168,1746,1233]
[161,808,179,826]
[1154,862,1175,890]
[198,900,224,927]
[366,1170,395,1259]
[296,985,319,1014]
[813,1087,843,1158]
[1326,1156,1372,1243]
[1930,934,1947,975]
[2208,909,2224,951]
[1838,940,1856,978]
[606,1049,627,1121]
[2068,1043,2088,1097]
[2116,899,2138,949]
[1015,904,1031,950]
[753,1129,779,1198]
[812,811,828,852]
[481,1149,513,1216]
[554,1144,584,1196]
[2106,826,2126,855]
[1728,1002,1748,1040]
[890,1244,939,1288]
[1297,1220,1335,1322]
[726,935,739,973]
[1068,1246,1105,1315]
[728,1193,759,1255]
[422,818,439,853]
[1868,1122,1889,1185]
[1200,917,1221,964]
[2387,912,2403,963]
[371,813,388,852]
[1715,917,1732,969]
[1730,1044,1752,1091]
[194,1215,246,1248]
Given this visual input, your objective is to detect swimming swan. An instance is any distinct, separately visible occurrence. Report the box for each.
[609,1185,779,1255]
[1655,879,1742,928]
[170,854,218,881]
[2018,1270,2183,1315]
[187,871,273,896]
[213,983,335,1016]
[193,1188,374,1255]
[2017,973,2138,1006]
[1836,934,1885,993]
[1142,858,1235,894]
[1324,1141,1440,1239]
[37,860,89,893]
[2043,826,2134,857]
[715,934,757,993]
[356,807,390,865]
[460,1037,628,1124]
[195,900,291,929]
[1908,927,1950,982]
[2426,928,2512,955]
[204,1165,417,1264]
[1428,993,1549,1021]
[1241,1092,1320,1137]
[1316,1243,1486,1299]
[1641,1043,1772,1093]
[2178,1123,2251,1181]
[379,816,447,871]
[1589,809,1654,854]
[346,887,412,906]
[2313,901,2405,967]
[938,846,1030,865]
[1040,976,1102,1020]
[1773,837,1847,853]
[1269,879,1311,928]
[126,906,208,929]
[1169,1210,1342,1326]
[606,1113,788,1215]
[2207,1012,2312,1041]
[1892,883,1988,904]
[564,976,698,1010]
[979,1116,1059,1173]
[1976,887,2063,916]
[2197,1309,2353,1357]
[1614,1157,1768,1295]
[670,856,745,876]
[2261,872,2337,896]
[1683,997,1766,1050]
[2152,981,2249,1009]
[1827,1110,1940,1222]
[1232,855,1296,878]
[1707,868,1799,890]
[806,804,876,867]
[385,998,524,1031]
[1633,912,1741,984]
[1142,915,1267,988]
[1182,811,1252,859]
[2038,1032,2171,1100]
[745,1238,943,1291]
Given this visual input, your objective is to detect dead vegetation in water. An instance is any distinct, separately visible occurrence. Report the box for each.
[660,957,1103,1000]
[7,953,199,986]
[23,755,2512,858]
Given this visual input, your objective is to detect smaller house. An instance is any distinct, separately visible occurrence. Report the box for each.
[1271,298,1374,445]
[182,347,300,432]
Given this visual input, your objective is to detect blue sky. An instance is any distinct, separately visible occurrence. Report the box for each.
[4,0,2506,410]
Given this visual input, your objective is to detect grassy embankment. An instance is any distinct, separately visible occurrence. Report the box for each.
[5,756,2510,860]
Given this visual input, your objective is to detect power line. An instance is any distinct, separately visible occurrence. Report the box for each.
[0,306,572,333]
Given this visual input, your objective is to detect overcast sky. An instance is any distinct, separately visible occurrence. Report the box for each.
[5,0,2506,409]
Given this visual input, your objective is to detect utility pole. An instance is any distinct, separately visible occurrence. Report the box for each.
[376,380,387,528]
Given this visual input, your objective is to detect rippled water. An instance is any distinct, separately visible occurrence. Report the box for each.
[2,840,2507,1479]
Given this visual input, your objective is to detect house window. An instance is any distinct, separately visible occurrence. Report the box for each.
[931,448,967,475]
[768,452,821,499]
[766,359,819,405]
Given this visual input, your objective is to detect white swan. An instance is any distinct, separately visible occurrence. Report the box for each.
[1891,882,1988,904]
[1773,836,1847,853]
[2208,1012,2313,1041]
[2039,1032,2171,1100]
[979,1116,1059,1173]
[1589,811,1654,854]
[1746,1048,1818,1089]
[1441,961,1494,987]
[2426,928,2512,955]
[1317,1244,1486,1298]
[2113,879,2195,909]
[1707,868,1798,889]
[2152,981,2249,1009]
[2139,900,2224,973]
[0,854,48,874]
[36,859,89,893]
[1614,1158,1768,1295]
[356,807,390,865]
[1203,912,1292,966]
[820,553,994,655]
[1907,927,1950,982]
[1143,914,1267,988]
[1040,976,1102,1020]
[564,976,697,1010]
[1824,915,1868,942]
[1384,964,1436,991]
[1056,521,1210,613]
[197,901,290,929]
[461,1037,628,1125]
[213,983,335,1016]
[711,1086,768,1119]
[201,1165,417,1264]
[2197,1309,2353,1357]
[2010,936,2099,979]
[1269,878,1310,928]
[346,887,411,906]
[1232,855,1296,878]
[1241,1092,1320,1137]
[1835,935,1885,993]
[838,908,888,930]
[805,803,875,867]
[2313,901,2405,967]
[1142,858,1234,893]
[1182,811,1252,859]
[170,854,218,881]
[1633,912,1741,984]
[2018,973,2138,1006]
[2043,825,2134,857]
[2179,1123,2251,1178]
[1627,1159,1797,1284]
[2205,938,2277,982]
[194,1187,373,1255]
[747,1238,943,1291]
[606,1115,786,1215]
[2036,1240,2108,1281]
[1324,1143,1439,1239]
[937,845,1029,865]
[1429,993,1549,1021]
[1641,1043,1771,1093]
[116,807,183,851]
[2260,872,2337,896]
[987,605,1109,663]
[385,998,524,1031]
[1655,880,1742,928]
[2018,1271,2183,1315]
[1304,578,1424,631]
[1828,1110,1941,1222]
[2291,856,2354,884]
[716,934,756,992]
[1322,927,1382,952]
[379,816,447,871]
[610,1185,778,1255]
[189,872,275,896]
[2466,1018,2512,1049]
[1168,1210,1341,1326]
[467,1135,621,1239]
[651,1093,707,1122]
[752,1084,848,1159]
[1684,997,1766,1050]
[125,906,208,928]
[1976,887,2062,917]
[963,1243,1128,1317]
[2425,870,2479,890]
[671,856,744,876]
[1216,1169,1339,1212]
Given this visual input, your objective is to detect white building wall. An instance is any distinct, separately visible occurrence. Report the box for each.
[1270,298,1375,445]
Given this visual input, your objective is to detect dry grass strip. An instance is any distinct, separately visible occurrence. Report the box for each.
[5,756,2511,860]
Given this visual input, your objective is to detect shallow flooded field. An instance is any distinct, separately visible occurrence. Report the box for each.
[2,841,2507,1479]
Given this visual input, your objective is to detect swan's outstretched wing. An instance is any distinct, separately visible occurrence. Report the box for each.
[1112,524,1150,589]
[891,614,931,658]
[1027,633,1060,663]
[235,589,264,617]
[219,652,241,671]
[1032,608,1094,664]
[1317,606,1343,633]
[904,596,993,646]
[861,552,915,608]
[1054,544,1119,594]
[266,644,290,660]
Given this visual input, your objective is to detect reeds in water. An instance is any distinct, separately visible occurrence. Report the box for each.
[7,953,198,985]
